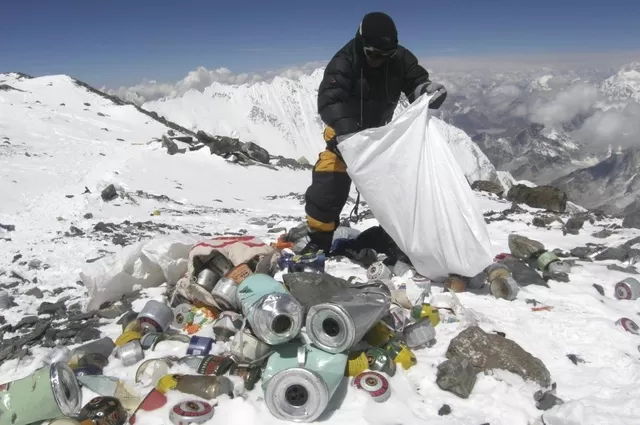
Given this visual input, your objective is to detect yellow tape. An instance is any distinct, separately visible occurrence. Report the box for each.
[345,352,369,377]
[115,331,143,347]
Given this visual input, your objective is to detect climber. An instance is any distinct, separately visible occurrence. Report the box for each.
[302,11,448,255]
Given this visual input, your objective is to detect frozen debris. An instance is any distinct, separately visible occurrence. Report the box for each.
[563,216,585,235]
[0,223,16,232]
[101,184,118,201]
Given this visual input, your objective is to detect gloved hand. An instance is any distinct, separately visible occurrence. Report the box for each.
[422,82,447,110]
[336,132,356,144]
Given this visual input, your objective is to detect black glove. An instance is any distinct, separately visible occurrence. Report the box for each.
[422,82,447,109]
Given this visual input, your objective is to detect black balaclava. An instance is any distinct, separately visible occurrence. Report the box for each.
[358,12,398,51]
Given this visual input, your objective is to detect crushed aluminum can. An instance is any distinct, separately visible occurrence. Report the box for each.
[237,274,304,345]
[78,396,128,425]
[353,371,391,403]
[403,317,436,349]
[615,277,640,300]
[169,400,214,425]
[616,317,640,335]
[410,303,440,327]
[114,331,143,347]
[135,357,178,386]
[197,355,234,376]
[156,374,234,400]
[43,346,71,365]
[195,268,219,292]
[306,283,391,354]
[367,261,393,281]
[172,303,194,329]
[229,329,272,363]
[116,340,144,367]
[137,300,174,334]
[0,362,82,424]
[187,336,214,356]
[365,347,396,377]
[382,303,408,333]
[210,276,239,310]
[228,362,262,391]
[211,311,243,341]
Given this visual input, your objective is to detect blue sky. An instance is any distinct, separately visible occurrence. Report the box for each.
[1,0,639,88]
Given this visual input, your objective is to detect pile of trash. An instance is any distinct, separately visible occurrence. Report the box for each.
[3,225,640,425]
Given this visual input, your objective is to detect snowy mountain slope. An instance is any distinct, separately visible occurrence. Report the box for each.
[600,62,640,104]
[143,69,501,183]
[2,102,640,425]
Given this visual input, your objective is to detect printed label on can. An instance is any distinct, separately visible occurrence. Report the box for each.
[137,317,162,333]
[226,264,253,284]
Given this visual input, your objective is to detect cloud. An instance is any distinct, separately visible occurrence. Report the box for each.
[573,102,640,148]
[104,61,326,105]
[528,83,599,126]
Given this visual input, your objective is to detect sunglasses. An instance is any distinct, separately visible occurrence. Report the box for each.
[363,45,397,60]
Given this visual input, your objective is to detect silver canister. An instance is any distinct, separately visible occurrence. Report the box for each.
[615,277,640,300]
[43,346,71,365]
[116,340,144,366]
[490,276,519,301]
[140,332,163,350]
[212,311,243,341]
[616,317,640,335]
[208,251,235,276]
[306,284,391,354]
[352,371,391,403]
[210,277,239,310]
[172,303,194,329]
[367,261,393,281]
[403,318,436,349]
[229,329,272,363]
[137,300,174,333]
[194,268,220,292]
[169,400,214,425]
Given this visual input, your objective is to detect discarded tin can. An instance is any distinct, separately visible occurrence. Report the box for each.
[77,375,141,413]
[139,332,163,350]
[381,303,408,333]
[195,268,219,292]
[278,251,326,273]
[0,362,82,425]
[365,347,396,377]
[172,303,194,329]
[486,263,511,282]
[536,251,570,273]
[169,400,214,425]
[262,343,347,422]
[403,317,436,349]
[137,300,174,333]
[353,371,391,403]
[547,260,571,274]
[0,290,10,309]
[228,362,262,391]
[364,321,393,347]
[210,276,240,310]
[187,336,214,356]
[78,396,128,425]
[211,311,243,341]
[116,340,144,366]
[306,283,391,353]
[346,351,369,377]
[445,274,467,292]
[226,263,253,284]
[367,261,392,281]
[410,303,440,327]
[72,364,104,377]
[156,374,234,400]
[237,273,304,345]
[135,358,177,387]
[69,337,115,367]
[117,311,140,332]
[197,355,234,376]
[616,317,640,335]
[115,331,143,347]
[205,251,235,276]
[490,276,519,301]
[43,346,71,365]
[615,277,640,300]
[229,329,272,362]
[383,340,416,370]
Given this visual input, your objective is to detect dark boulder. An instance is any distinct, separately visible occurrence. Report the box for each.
[507,184,567,213]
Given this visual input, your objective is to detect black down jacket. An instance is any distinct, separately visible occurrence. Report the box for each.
[318,32,431,137]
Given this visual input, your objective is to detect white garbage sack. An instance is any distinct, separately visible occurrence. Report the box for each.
[338,93,493,279]
[80,235,198,311]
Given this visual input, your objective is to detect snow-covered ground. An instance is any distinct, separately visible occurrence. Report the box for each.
[2,74,640,425]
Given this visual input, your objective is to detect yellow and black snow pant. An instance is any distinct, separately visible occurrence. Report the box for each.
[304,127,352,243]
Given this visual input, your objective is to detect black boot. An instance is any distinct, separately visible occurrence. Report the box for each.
[300,230,334,256]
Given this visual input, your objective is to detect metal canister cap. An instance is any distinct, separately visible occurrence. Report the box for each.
[169,400,214,425]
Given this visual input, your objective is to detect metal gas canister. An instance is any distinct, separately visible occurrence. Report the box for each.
[615,277,640,300]
[169,400,214,425]
[353,371,391,403]
[616,317,640,335]
[78,396,128,425]
[197,355,234,376]
[136,300,174,334]
[365,347,396,376]
[155,374,234,400]
[228,362,262,391]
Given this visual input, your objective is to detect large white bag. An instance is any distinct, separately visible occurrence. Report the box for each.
[338,94,493,279]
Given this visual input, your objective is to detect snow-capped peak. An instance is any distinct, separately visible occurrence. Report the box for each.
[600,61,640,103]
[526,74,554,92]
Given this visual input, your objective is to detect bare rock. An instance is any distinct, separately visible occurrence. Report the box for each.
[563,217,585,235]
[161,135,180,155]
[84,212,93,219]
[471,180,504,197]
[101,184,118,201]
[241,141,270,164]
[508,234,545,259]
[445,326,551,387]
[592,229,613,239]
[75,327,102,343]
[594,247,628,262]
[25,287,44,299]
[436,356,477,398]
[507,184,567,213]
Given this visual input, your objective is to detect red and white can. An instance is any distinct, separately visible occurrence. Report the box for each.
[352,371,391,403]
[616,317,640,335]
[614,277,640,300]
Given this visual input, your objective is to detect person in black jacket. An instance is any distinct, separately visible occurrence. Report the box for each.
[302,11,448,255]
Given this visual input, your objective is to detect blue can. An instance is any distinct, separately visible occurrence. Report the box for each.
[187,336,215,356]
[278,252,326,274]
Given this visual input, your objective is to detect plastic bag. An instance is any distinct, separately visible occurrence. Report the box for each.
[338,94,493,279]
[80,235,197,311]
